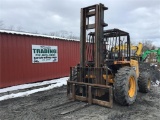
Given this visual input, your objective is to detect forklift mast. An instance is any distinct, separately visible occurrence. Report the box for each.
[80,3,108,68]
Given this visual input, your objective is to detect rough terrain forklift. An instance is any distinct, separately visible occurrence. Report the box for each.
[67,3,151,108]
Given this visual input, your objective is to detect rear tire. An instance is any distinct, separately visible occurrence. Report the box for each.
[114,66,137,106]
[138,71,151,93]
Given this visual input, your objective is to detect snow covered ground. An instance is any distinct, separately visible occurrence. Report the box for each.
[0,77,69,101]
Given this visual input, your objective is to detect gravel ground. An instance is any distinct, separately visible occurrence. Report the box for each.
[0,84,160,120]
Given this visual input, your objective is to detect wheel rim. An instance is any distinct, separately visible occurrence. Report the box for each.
[128,76,136,98]
[147,79,151,89]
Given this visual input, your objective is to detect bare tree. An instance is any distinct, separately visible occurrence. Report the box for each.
[50,32,56,36]
[33,30,39,34]
[142,40,157,63]
[50,31,60,36]
[43,33,48,35]
[49,30,79,39]
[50,30,68,38]
[17,26,23,32]
[8,25,15,30]
[0,20,4,29]
[59,30,68,38]
[142,40,153,51]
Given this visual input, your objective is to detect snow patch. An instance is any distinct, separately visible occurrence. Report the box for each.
[0,77,69,101]
[0,77,69,93]
[153,80,160,87]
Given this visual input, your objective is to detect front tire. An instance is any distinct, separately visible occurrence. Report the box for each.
[114,66,137,106]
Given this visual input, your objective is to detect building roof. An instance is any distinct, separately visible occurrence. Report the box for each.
[0,29,79,41]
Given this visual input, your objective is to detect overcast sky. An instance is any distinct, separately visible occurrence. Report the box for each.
[0,0,160,46]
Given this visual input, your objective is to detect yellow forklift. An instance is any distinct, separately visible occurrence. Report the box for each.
[67,3,151,108]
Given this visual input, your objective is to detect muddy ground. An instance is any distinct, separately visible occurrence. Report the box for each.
[0,84,160,120]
